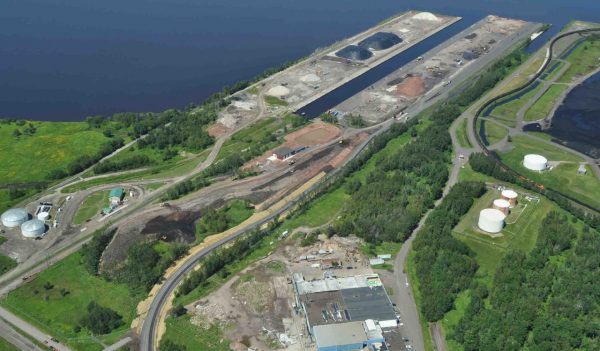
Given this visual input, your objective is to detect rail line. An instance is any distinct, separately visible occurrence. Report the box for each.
[472,27,600,214]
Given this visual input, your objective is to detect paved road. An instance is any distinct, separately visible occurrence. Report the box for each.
[0,306,69,351]
[103,336,132,351]
[0,317,44,351]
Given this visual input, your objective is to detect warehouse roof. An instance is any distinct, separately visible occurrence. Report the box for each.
[341,286,397,322]
[294,274,382,295]
[313,321,367,348]
[273,147,293,156]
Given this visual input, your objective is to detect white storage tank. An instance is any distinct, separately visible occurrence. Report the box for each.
[501,189,518,207]
[21,219,46,238]
[523,154,547,171]
[1,208,29,228]
[492,199,511,215]
[478,208,506,233]
[37,212,50,221]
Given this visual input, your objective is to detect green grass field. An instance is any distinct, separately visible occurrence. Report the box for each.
[216,117,284,162]
[481,120,508,145]
[162,315,231,351]
[489,84,542,122]
[558,38,600,83]
[73,191,109,224]
[195,200,254,242]
[455,119,472,148]
[0,252,140,351]
[0,121,110,184]
[0,337,20,351]
[498,135,600,209]
[524,84,568,122]
[264,95,288,107]
[0,254,17,277]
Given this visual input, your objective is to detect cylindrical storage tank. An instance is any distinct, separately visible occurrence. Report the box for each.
[37,212,50,221]
[21,219,46,238]
[523,154,547,171]
[478,209,506,233]
[501,189,518,207]
[492,199,511,215]
[1,208,29,228]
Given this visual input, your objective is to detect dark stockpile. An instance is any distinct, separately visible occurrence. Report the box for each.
[358,32,402,51]
[336,45,373,61]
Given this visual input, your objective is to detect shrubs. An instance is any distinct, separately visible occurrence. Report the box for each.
[92,155,153,174]
[79,301,123,335]
[80,228,116,275]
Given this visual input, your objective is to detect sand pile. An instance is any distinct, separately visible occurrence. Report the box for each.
[300,73,321,83]
[394,75,425,98]
[413,12,440,21]
[267,85,290,97]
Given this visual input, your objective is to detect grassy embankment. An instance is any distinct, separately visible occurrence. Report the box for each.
[557,36,600,83]
[72,191,109,224]
[264,95,288,107]
[498,135,600,209]
[0,236,17,276]
[0,253,141,351]
[195,200,254,243]
[478,119,508,145]
[455,119,471,148]
[523,84,568,121]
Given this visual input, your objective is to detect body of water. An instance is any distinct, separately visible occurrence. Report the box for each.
[2,0,600,121]
[545,70,600,158]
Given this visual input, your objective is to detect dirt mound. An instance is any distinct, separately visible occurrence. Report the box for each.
[141,209,204,244]
[394,75,425,98]
[208,123,231,137]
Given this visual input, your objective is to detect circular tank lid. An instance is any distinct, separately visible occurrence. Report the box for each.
[1,208,28,222]
[524,154,548,163]
[493,199,511,208]
[501,189,518,198]
[21,219,45,232]
[480,208,506,220]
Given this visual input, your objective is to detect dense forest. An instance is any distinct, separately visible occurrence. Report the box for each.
[452,212,600,351]
[412,182,486,321]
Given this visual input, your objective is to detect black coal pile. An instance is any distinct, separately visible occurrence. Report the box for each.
[358,32,402,50]
[336,45,373,61]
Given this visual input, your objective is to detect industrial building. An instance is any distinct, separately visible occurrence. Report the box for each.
[313,320,385,351]
[523,154,548,171]
[478,208,506,233]
[1,208,29,228]
[21,219,46,238]
[109,187,124,206]
[293,273,397,350]
[272,146,308,160]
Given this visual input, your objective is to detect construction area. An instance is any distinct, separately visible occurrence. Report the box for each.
[335,16,539,123]
[186,233,409,351]
[211,11,460,133]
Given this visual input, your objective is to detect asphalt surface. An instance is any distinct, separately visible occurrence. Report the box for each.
[0,306,68,351]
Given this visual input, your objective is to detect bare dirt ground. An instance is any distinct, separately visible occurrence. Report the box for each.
[394,75,426,98]
[284,122,341,148]
[208,123,232,138]
[186,234,374,351]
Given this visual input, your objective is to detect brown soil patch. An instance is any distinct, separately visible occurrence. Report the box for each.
[284,121,341,148]
[207,123,231,138]
[394,75,425,98]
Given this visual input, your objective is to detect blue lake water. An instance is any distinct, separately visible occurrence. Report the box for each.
[2,0,600,121]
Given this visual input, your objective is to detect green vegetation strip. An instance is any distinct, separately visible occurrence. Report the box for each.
[524,84,568,122]
[73,191,108,224]
[455,119,472,148]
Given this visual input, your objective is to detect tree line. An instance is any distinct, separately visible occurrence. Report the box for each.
[92,154,153,174]
[452,211,599,350]
[412,181,486,321]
